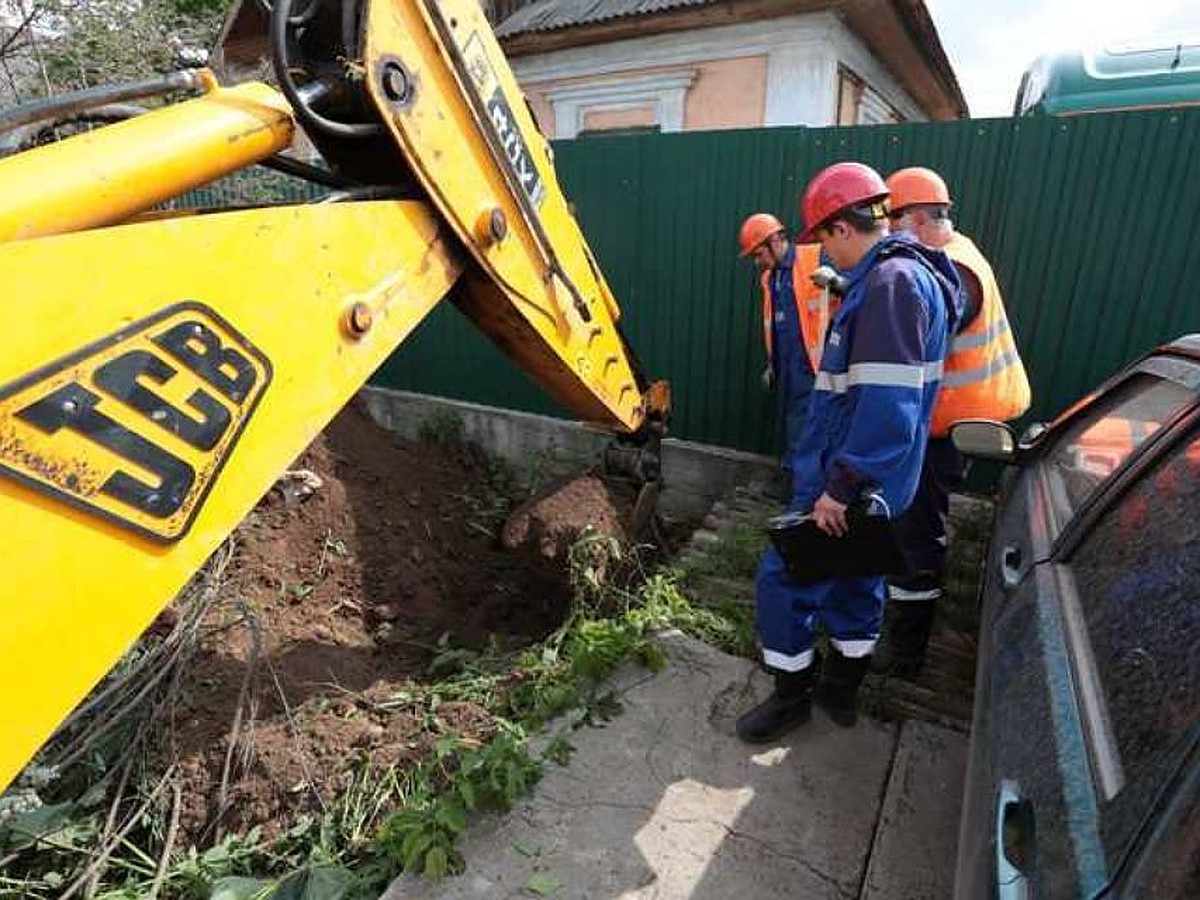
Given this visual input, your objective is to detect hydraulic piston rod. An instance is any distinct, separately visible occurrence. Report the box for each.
[0,74,296,243]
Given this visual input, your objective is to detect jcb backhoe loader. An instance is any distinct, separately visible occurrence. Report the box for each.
[0,0,668,795]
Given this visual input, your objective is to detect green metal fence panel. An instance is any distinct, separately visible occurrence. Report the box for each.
[170,169,329,209]
[363,110,1200,455]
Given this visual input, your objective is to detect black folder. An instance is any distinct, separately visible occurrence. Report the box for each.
[766,502,908,586]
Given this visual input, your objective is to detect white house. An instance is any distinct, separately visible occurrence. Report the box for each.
[494,0,967,138]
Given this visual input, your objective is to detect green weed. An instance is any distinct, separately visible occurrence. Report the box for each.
[416,410,466,448]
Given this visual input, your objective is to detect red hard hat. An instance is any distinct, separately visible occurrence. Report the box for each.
[798,162,889,242]
[886,167,952,212]
[738,212,785,257]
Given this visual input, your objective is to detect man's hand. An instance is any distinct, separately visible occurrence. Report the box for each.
[761,365,775,391]
[809,266,849,297]
[812,492,849,537]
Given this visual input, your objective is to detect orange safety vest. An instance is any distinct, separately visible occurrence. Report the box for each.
[930,232,1032,437]
[761,243,835,375]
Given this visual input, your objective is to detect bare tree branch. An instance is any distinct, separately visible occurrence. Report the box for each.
[0,6,40,59]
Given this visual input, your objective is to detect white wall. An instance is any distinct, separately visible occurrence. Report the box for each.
[829,22,925,123]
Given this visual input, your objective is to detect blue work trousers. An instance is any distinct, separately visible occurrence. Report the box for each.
[754,548,884,672]
[888,437,966,603]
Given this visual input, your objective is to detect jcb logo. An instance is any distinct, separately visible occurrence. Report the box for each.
[0,303,271,542]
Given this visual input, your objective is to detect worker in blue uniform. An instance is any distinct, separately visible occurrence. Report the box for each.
[737,162,963,743]
[738,213,835,476]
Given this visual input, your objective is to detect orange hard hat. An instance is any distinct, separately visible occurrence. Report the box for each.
[885,167,952,212]
[738,213,785,257]
[798,162,889,242]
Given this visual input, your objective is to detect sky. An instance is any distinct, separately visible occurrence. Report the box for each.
[924,0,1200,117]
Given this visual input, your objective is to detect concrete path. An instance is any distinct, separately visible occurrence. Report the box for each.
[384,633,967,900]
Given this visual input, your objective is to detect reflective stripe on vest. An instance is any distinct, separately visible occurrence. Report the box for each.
[761,243,834,375]
[930,233,1032,437]
[816,360,944,393]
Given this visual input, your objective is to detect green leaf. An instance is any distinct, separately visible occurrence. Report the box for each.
[434,799,467,835]
[423,844,449,879]
[511,838,541,858]
[457,777,478,811]
[503,760,531,805]
[524,873,561,896]
[271,865,352,900]
[428,648,475,678]
[202,842,232,870]
[401,830,435,871]
[542,734,575,766]
[210,876,274,900]
[638,642,668,672]
[1,802,78,851]
[79,778,109,809]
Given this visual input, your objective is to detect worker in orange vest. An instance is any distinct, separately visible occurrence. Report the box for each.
[876,166,1032,676]
[738,213,839,475]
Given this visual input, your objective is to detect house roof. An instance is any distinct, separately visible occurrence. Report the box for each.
[496,0,714,38]
[496,0,968,119]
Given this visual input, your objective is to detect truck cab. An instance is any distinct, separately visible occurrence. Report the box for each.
[1014,38,1200,116]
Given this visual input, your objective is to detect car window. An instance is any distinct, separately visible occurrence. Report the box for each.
[1042,373,1196,525]
[1065,422,1200,860]
[1117,746,1200,898]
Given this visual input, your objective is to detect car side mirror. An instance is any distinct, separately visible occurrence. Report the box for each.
[950,419,1018,462]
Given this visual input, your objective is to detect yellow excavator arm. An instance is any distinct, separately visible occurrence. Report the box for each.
[0,0,668,794]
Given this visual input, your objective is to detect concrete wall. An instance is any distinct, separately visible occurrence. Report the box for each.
[360,387,779,521]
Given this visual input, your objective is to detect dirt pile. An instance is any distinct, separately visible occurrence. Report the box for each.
[169,403,629,843]
[500,474,633,558]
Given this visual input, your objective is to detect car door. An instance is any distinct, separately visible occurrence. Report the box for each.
[1066,414,1200,898]
[956,350,1200,899]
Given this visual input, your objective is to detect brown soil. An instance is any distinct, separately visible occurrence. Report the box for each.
[168,402,632,843]
[500,474,632,558]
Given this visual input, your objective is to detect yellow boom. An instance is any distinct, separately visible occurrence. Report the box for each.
[0,0,666,793]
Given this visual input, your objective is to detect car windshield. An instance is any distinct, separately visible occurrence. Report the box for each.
[1043,374,1197,521]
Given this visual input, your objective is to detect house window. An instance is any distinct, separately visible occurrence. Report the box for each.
[544,71,696,139]
[859,85,905,124]
[836,66,906,125]
[837,66,865,125]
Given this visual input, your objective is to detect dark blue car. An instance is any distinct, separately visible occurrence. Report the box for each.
[952,335,1200,898]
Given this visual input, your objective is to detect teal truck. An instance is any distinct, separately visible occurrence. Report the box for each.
[1014,38,1200,115]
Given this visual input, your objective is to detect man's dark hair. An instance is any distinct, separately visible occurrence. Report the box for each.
[823,202,887,235]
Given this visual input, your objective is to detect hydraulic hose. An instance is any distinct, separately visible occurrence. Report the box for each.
[269,0,383,139]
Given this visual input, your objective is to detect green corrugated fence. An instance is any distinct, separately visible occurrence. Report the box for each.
[192,110,1200,457]
[373,108,1200,455]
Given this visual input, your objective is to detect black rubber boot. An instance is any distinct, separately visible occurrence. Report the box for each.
[815,649,871,727]
[735,665,816,744]
[870,599,937,677]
